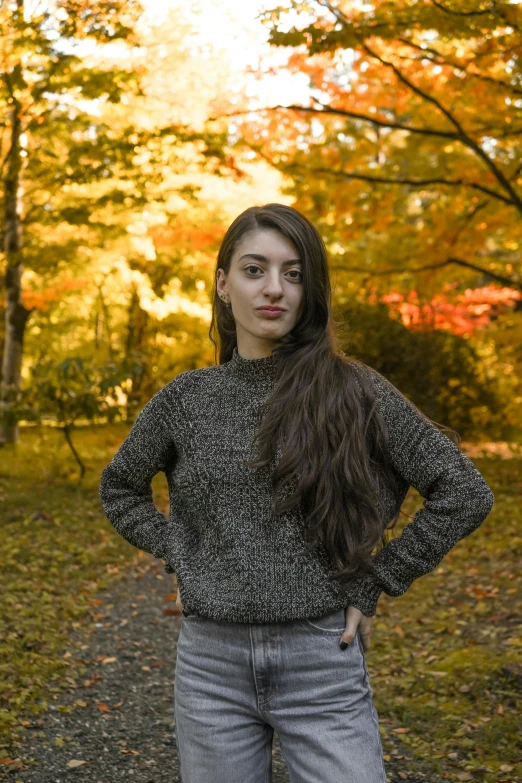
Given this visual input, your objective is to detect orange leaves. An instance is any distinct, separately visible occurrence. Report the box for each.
[464,583,499,600]
[148,224,222,252]
[379,285,521,336]
[19,276,90,312]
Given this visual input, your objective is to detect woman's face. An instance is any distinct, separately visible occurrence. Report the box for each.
[216,228,304,356]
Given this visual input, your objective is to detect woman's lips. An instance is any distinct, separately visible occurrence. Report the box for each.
[257,308,286,318]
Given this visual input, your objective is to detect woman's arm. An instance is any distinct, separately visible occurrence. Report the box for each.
[99,387,176,561]
[345,367,495,617]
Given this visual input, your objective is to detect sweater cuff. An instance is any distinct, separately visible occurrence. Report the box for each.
[344,571,383,617]
[157,522,177,567]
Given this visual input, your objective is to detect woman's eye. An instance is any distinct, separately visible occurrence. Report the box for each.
[245,266,302,281]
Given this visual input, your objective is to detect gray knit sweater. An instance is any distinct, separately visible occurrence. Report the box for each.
[99,346,495,622]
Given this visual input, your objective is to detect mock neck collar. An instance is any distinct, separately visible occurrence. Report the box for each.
[227,345,278,381]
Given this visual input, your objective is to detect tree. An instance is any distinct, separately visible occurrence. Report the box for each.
[243,0,522,298]
[0,0,145,445]
[209,0,522,425]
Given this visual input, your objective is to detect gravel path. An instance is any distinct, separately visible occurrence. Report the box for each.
[10,555,441,783]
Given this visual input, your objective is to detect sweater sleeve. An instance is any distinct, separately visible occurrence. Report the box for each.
[344,368,495,617]
[99,387,176,561]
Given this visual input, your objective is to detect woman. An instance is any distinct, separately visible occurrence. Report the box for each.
[99,203,495,782]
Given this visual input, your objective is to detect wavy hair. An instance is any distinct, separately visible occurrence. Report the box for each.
[208,203,452,594]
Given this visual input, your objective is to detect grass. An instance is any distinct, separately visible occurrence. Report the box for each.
[1,425,521,782]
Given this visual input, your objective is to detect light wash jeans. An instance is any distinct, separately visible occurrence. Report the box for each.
[173,607,388,782]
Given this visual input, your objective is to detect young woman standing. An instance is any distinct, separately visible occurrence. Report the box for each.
[99,203,495,782]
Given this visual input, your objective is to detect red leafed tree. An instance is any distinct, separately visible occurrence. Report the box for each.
[225,0,522,332]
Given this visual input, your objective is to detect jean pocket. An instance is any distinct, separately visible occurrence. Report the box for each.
[298,608,347,636]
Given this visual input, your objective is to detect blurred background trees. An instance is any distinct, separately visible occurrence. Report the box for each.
[1,0,520,453]
[2,4,520,772]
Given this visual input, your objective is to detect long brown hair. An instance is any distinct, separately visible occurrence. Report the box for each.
[208,203,446,594]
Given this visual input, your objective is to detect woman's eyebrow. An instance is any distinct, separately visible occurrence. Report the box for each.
[238,253,302,265]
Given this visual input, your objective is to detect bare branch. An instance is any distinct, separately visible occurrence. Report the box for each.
[209,103,461,141]
[396,37,522,98]
[444,199,490,250]
[496,126,522,139]
[331,255,521,294]
[431,0,494,17]
[431,0,522,35]
[310,0,522,209]
[309,166,514,205]
[359,41,522,213]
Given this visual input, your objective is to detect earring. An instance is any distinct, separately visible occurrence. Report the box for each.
[219,294,231,307]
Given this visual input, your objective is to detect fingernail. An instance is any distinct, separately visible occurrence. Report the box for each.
[339,640,348,650]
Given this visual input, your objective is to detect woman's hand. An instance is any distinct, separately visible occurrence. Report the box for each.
[176,586,183,613]
[341,605,373,652]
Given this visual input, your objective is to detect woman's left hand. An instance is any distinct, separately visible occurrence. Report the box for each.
[341,605,373,652]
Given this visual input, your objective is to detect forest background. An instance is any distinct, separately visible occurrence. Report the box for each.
[1,0,521,781]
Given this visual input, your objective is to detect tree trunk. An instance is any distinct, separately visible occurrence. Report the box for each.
[125,284,151,412]
[0,100,31,446]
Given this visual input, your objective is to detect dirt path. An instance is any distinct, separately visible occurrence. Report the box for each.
[12,555,440,783]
